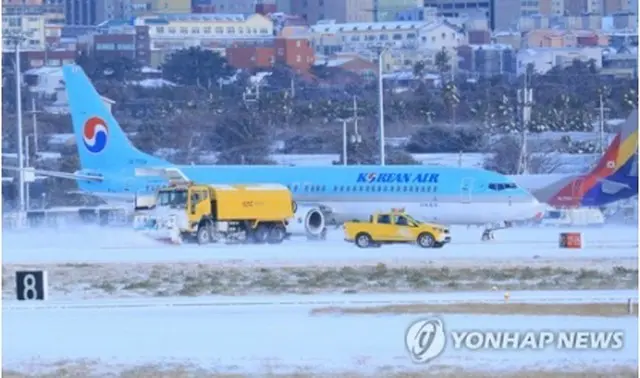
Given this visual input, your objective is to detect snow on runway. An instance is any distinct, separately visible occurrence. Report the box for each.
[3,291,637,375]
[3,224,637,268]
[5,289,637,310]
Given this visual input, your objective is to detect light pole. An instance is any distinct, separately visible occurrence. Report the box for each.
[336,117,354,166]
[5,33,27,213]
[376,47,389,166]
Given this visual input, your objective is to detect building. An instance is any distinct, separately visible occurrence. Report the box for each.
[523,28,609,48]
[2,12,49,51]
[374,0,424,21]
[290,0,374,24]
[226,32,314,72]
[310,19,463,72]
[64,0,130,25]
[91,22,151,67]
[601,47,638,78]
[457,44,516,77]
[133,13,274,66]
[422,0,493,28]
[516,46,603,75]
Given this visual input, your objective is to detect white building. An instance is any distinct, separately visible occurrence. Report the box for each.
[310,19,464,72]
[516,47,604,75]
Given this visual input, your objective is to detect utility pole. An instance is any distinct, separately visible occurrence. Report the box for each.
[517,72,533,175]
[290,77,295,98]
[599,92,605,156]
[377,48,386,166]
[5,32,27,214]
[336,117,354,166]
[31,96,39,155]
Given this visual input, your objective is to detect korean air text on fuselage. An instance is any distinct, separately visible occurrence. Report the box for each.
[357,172,440,184]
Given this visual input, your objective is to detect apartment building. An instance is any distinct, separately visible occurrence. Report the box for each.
[457,44,517,77]
[516,46,603,74]
[226,24,315,72]
[374,0,423,21]
[290,0,374,24]
[134,13,274,66]
[2,12,48,51]
[310,19,463,71]
[523,28,609,48]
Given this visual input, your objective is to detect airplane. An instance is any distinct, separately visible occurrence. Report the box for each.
[8,65,547,241]
[508,109,638,209]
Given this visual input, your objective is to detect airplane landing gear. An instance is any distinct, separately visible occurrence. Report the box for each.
[481,221,513,241]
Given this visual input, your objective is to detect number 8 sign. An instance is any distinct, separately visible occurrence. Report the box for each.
[15,271,48,300]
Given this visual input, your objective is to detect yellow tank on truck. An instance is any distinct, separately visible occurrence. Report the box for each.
[208,184,294,221]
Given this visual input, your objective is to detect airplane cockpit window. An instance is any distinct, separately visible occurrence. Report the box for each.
[377,214,391,224]
[157,189,187,208]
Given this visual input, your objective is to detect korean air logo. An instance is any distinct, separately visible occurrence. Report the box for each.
[83,116,109,153]
[364,173,377,183]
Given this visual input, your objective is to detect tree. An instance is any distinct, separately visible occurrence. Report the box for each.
[162,47,233,89]
[213,105,275,165]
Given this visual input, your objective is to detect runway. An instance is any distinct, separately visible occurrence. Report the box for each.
[3,224,637,266]
[5,290,637,309]
[3,291,637,375]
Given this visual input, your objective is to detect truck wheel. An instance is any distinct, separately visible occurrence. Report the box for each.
[355,233,373,248]
[417,232,436,248]
[251,224,269,244]
[267,225,286,244]
[197,223,211,245]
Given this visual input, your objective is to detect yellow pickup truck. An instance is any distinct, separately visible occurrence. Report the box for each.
[344,211,451,248]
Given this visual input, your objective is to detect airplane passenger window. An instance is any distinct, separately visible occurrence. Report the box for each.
[359,186,364,192]
[426,186,431,192]
[403,186,408,192]
[340,186,344,191]
[321,185,326,191]
[345,186,350,192]
[389,186,394,192]
[304,185,309,191]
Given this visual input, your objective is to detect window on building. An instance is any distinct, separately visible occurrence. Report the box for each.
[392,33,402,40]
[431,36,435,42]
[238,27,244,34]
[296,40,301,47]
[168,27,176,33]
[441,32,446,39]
[180,27,188,34]
[117,43,135,50]
[407,33,416,39]
[259,28,268,33]
[192,27,199,33]
[350,35,360,41]
[227,26,235,33]
[204,26,211,33]
[379,34,388,40]
[296,55,301,62]
[215,26,223,33]
[96,43,116,50]
[365,35,376,41]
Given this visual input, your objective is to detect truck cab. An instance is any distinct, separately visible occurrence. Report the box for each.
[343,211,451,248]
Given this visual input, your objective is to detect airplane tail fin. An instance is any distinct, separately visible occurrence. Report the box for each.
[62,64,169,173]
[588,109,638,183]
[547,110,638,207]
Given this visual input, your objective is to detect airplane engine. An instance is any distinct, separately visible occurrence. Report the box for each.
[286,205,326,239]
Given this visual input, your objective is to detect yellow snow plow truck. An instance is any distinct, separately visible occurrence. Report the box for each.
[138,182,294,245]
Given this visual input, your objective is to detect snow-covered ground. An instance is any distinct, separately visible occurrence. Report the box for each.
[5,290,637,310]
[3,293,637,375]
[3,224,637,268]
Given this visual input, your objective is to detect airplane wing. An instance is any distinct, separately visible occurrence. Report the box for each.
[2,166,104,182]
